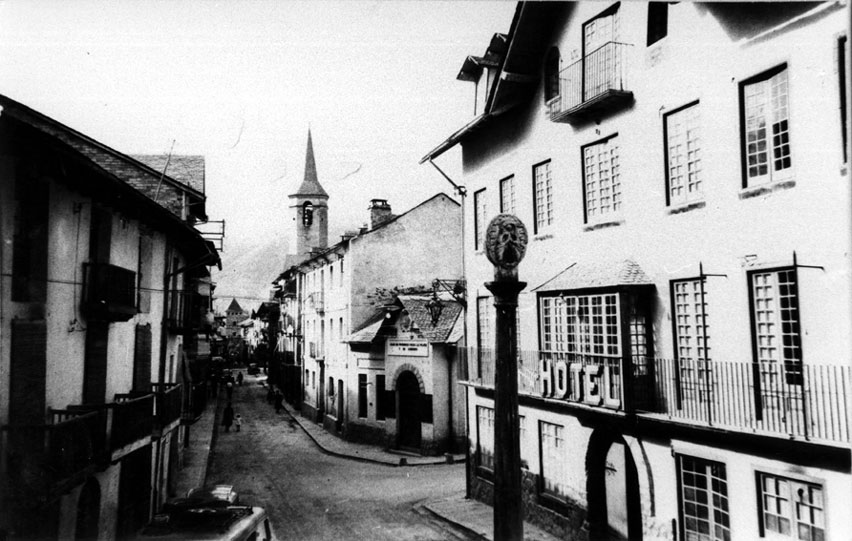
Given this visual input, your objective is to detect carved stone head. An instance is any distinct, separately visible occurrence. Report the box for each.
[485,214,528,277]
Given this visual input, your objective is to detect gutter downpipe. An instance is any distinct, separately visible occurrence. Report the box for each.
[427,157,469,497]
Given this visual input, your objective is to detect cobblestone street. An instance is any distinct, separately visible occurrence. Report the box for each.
[205,374,470,541]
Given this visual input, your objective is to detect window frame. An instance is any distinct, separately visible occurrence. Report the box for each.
[581,134,621,224]
[838,35,848,164]
[475,405,495,478]
[532,159,554,234]
[544,47,561,103]
[756,471,826,540]
[474,188,487,251]
[663,100,703,208]
[739,64,793,188]
[538,420,568,503]
[676,454,731,541]
[499,174,516,215]
[646,2,668,46]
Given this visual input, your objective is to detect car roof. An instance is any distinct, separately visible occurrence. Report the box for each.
[138,506,267,541]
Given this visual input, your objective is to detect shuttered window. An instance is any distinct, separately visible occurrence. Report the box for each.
[10,320,47,424]
[133,324,152,392]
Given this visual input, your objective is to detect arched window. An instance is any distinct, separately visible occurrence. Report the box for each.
[302,201,314,227]
[544,47,561,103]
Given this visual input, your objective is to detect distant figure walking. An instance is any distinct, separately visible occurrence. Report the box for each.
[274,390,284,414]
[222,403,234,432]
[236,371,244,386]
[226,380,234,400]
[234,414,242,432]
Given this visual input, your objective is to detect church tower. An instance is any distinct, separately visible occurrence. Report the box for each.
[288,129,329,262]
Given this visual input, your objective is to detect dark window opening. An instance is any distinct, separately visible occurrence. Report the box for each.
[302,201,314,227]
[839,35,848,163]
[376,375,386,420]
[647,2,668,46]
[358,374,368,418]
[12,175,49,302]
[544,47,560,102]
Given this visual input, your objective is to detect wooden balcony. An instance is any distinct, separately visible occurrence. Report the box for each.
[461,348,851,446]
[67,393,154,462]
[547,41,634,124]
[82,262,137,321]
[151,383,182,436]
[1,409,106,503]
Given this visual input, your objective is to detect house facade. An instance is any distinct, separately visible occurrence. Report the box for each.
[0,95,219,540]
[424,2,850,540]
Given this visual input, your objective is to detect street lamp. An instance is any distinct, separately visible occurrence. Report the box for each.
[425,291,443,325]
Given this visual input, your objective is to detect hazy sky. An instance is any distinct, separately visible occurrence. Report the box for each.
[0,0,515,240]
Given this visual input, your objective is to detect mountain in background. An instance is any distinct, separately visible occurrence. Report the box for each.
[211,234,288,315]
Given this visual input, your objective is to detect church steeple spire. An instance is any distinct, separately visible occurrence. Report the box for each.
[292,128,328,198]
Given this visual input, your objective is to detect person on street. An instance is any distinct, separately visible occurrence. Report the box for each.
[236,371,244,386]
[274,389,283,414]
[222,402,234,432]
[234,413,242,432]
[226,380,234,400]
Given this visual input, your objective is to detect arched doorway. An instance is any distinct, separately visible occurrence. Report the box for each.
[586,432,643,540]
[396,371,422,451]
[75,477,100,541]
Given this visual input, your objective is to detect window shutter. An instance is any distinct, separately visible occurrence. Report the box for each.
[83,322,109,404]
[9,320,47,425]
[133,324,152,391]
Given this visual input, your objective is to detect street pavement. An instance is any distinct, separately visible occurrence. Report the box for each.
[175,372,560,541]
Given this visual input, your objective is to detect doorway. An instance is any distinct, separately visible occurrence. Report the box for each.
[396,371,422,451]
[75,477,101,541]
[587,432,643,540]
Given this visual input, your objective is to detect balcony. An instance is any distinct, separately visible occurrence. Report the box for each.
[461,348,850,446]
[1,409,106,502]
[168,290,209,333]
[68,393,154,461]
[82,262,137,321]
[547,41,633,124]
[181,382,208,424]
[151,383,182,436]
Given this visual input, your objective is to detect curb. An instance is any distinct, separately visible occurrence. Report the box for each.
[421,502,489,541]
[282,403,465,468]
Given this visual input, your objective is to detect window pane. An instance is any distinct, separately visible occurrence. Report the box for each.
[666,103,703,205]
[584,138,621,221]
[743,67,791,186]
[680,456,730,541]
[534,162,553,230]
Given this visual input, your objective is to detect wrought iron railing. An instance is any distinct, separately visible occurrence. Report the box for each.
[459,347,850,444]
[82,262,137,321]
[547,41,633,121]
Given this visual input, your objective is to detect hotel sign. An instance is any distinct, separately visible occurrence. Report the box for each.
[387,339,429,357]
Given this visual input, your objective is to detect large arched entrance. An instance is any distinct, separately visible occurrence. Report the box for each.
[396,370,422,451]
[586,431,643,540]
[75,477,100,541]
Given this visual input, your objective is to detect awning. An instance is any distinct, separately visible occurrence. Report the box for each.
[532,259,654,292]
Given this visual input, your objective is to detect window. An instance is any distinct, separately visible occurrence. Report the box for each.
[376,375,386,420]
[302,201,314,226]
[665,102,703,206]
[539,421,567,499]
[750,268,802,385]
[758,473,824,540]
[583,5,620,102]
[358,374,368,418]
[329,266,334,290]
[582,136,621,222]
[672,279,711,400]
[474,188,487,250]
[476,406,494,471]
[539,293,621,358]
[533,160,553,232]
[137,231,153,313]
[499,175,516,215]
[741,65,792,187]
[12,175,49,302]
[647,2,668,46]
[544,47,560,102]
[839,36,848,163]
[477,297,493,351]
[678,455,730,541]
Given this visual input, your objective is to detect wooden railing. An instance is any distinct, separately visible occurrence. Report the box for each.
[151,383,182,429]
[111,393,155,451]
[460,347,851,444]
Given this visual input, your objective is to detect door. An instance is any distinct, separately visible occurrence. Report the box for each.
[397,371,422,450]
[603,441,642,540]
[583,6,620,101]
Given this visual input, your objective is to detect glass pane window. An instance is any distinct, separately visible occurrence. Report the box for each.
[751,268,802,384]
[583,137,621,222]
[477,297,493,351]
[679,455,730,541]
[500,175,516,215]
[666,103,703,206]
[539,293,621,359]
[474,189,488,250]
[743,67,792,186]
[673,279,711,363]
[540,421,567,498]
[533,161,553,231]
[477,406,495,471]
[758,473,824,541]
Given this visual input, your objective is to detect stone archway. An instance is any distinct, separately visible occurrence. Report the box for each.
[585,429,644,540]
[75,477,101,541]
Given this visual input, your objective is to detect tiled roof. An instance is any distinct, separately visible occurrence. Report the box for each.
[532,259,653,292]
[131,154,205,193]
[397,294,463,344]
[346,314,386,344]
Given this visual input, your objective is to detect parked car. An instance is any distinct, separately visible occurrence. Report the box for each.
[138,486,276,541]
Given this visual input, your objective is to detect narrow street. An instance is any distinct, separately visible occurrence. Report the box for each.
[205,373,471,541]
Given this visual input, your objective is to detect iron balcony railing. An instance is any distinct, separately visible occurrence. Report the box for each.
[547,41,633,123]
[1,409,106,501]
[460,347,850,445]
[82,262,137,321]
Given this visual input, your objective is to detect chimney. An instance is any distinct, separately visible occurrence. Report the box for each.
[369,199,394,229]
